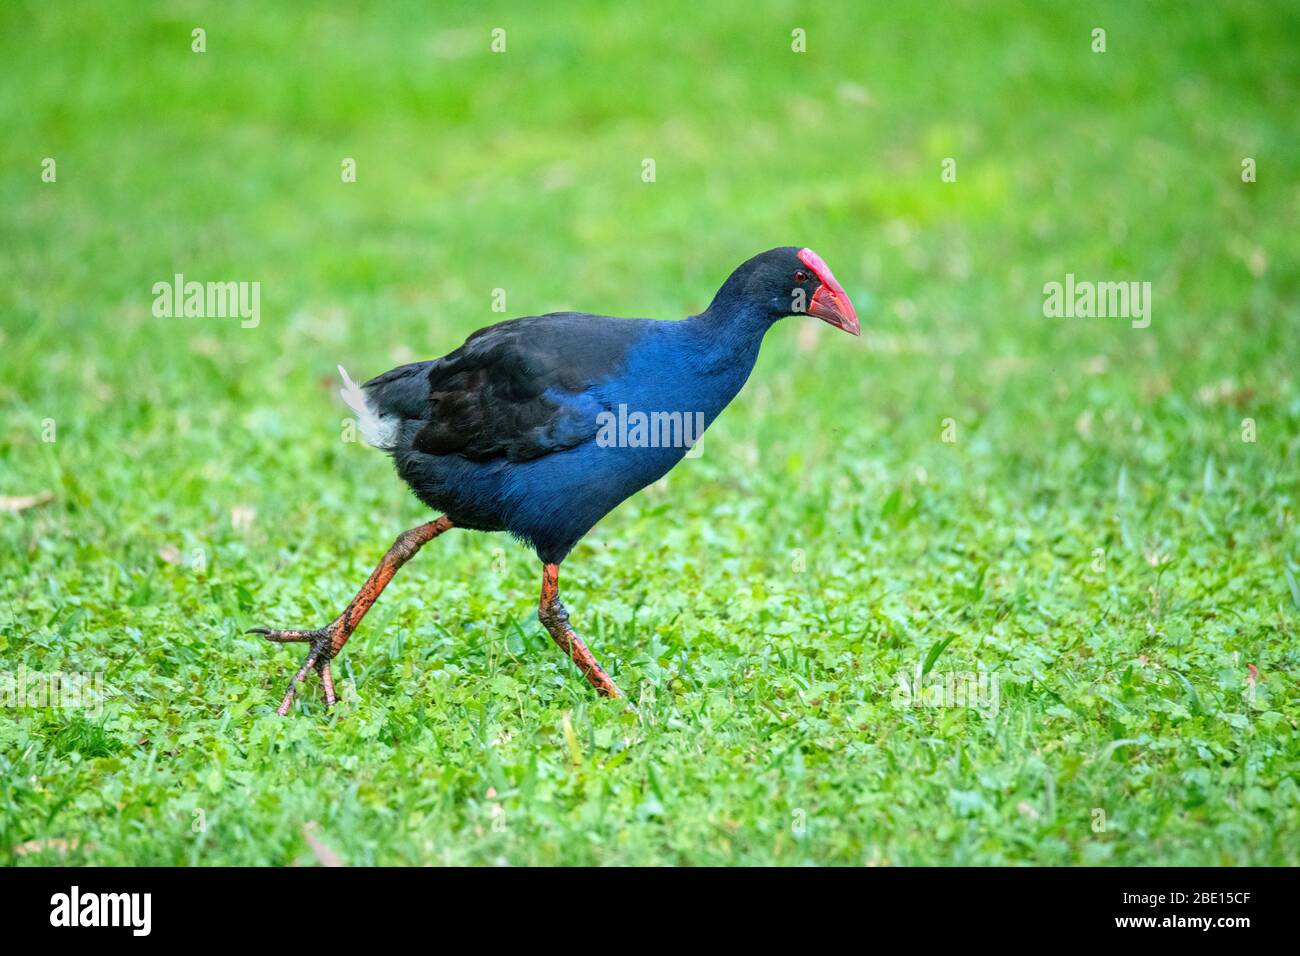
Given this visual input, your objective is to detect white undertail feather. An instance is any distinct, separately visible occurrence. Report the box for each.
[338,365,398,449]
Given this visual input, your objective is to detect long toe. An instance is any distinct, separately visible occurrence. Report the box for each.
[247,626,324,644]
[252,624,344,714]
[275,641,334,716]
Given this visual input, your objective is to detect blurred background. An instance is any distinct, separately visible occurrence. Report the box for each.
[0,1,1297,865]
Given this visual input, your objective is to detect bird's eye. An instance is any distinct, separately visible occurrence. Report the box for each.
[794,270,810,283]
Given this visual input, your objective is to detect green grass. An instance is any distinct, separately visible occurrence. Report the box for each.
[2,0,1298,865]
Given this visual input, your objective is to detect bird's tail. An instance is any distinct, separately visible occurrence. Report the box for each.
[338,365,399,450]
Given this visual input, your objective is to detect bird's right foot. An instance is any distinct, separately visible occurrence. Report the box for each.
[247,621,349,715]
[538,562,622,698]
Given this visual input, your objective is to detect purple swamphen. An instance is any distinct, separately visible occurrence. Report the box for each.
[249,246,859,713]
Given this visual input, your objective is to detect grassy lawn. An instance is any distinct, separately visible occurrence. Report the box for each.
[2,0,1298,865]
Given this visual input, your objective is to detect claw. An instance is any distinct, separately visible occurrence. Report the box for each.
[251,624,341,714]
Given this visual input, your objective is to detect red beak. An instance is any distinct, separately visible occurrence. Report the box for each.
[798,248,860,336]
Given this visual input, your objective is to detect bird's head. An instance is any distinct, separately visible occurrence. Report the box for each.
[710,246,860,336]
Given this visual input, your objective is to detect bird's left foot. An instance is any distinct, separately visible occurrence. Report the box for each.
[247,622,347,715]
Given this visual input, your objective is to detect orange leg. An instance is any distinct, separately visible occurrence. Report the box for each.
[249,516,453,714]
[538,563,621,698]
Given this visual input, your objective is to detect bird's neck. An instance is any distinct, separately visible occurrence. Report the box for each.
[687,296,778,365]
[660,301,775,424]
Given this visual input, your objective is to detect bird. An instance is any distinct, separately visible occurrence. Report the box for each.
[248,246,859,713]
